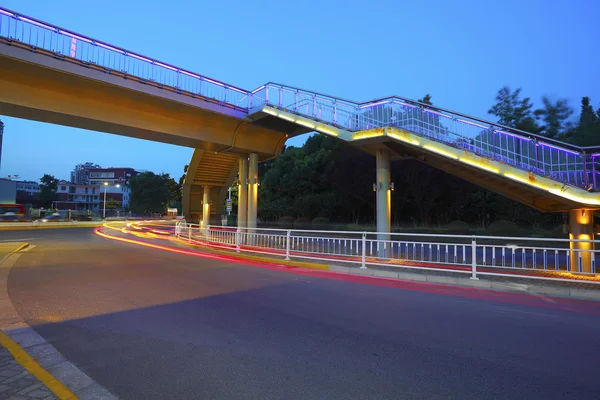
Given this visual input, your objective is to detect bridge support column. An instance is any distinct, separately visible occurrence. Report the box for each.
[568,209,595,273]
[237,157,248,228]
[202,185,211,227]
[376,149,391,258]
[247,153,259,231]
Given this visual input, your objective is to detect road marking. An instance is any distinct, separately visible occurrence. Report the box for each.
[0,330,78,399]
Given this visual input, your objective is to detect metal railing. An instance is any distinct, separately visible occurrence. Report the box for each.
[254,83,600,190]
[0,7,250,109]
[2,6,600,190]
[175,222,600,283]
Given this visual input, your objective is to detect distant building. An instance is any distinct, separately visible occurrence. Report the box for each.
[0,120,4,173]
[54,181,100,211]
[87,167,138,186]
[0,178,16,204]
[15,181,40,196]
[70,162,101,185]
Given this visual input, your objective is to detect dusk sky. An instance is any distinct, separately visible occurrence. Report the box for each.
[1,0,598,182]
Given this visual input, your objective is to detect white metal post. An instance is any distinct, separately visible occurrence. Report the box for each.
[102,186,107,219]
[471,237,478,280]
[285,230,291,260]
[361,232,367,269]
[236,228,241,253]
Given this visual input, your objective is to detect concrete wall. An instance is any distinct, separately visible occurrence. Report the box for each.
[0,179,16,204]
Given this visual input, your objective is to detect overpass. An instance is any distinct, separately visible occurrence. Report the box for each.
[0,6,599,270]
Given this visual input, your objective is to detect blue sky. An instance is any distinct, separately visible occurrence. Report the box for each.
[1,0,598,182]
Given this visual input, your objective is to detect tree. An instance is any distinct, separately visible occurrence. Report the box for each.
[488,86,538,131]
[418,94,433,105]
[39,174,59,207]
[105,198,121,210]
[565,97,600,146]
[534,96,573,139]
[129,172,171,215]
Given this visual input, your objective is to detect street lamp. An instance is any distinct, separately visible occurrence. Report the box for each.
[103,182,120,219]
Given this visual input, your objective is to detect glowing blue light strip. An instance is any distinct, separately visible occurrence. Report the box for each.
[424,109,453,119]
[19,17,54,30]
[155,62,176,71]
[457,119,488,130]
[359,100,390,109]
[97,42,124,54]
[251,85,266,94]
[494,129,532,142]
[181,70,200,79]
[0,9,13,16]
[128,53,152,63]
[538,142,580,156]
[58,30,92,43]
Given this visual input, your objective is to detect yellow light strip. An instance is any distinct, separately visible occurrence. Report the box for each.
[262,108,278,116]
[504,173,534,185]
[548,189,600,205]
[423,145,458,160]
[459,158,500,173]
[296,119,315,129]
[388,132,419,145]
[317,126,339,137]
[278,114,296,122]
[352,131,384,140]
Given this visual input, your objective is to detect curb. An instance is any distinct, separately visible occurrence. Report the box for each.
[0,329,76,399]
[0,250,118,399]
[174,238,330,272]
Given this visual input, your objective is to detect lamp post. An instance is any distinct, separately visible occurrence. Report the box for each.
[103,182,120,219]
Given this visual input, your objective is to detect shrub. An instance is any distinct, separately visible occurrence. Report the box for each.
[294,217,312,230]
[445,221,470,234]
[278,216,295,229]
[312,217,330,230]
[486,220,520,236]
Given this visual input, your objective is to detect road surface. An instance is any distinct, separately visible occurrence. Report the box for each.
[1,227,599,399]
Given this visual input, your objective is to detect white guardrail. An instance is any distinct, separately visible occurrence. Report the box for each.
[174,222,600,283]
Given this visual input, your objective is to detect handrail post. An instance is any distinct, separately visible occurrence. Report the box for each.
[361,232,367,269]
[471,236,478,280]
[236,227,241,253]
[188,224,192,242]
[285,230,291,260]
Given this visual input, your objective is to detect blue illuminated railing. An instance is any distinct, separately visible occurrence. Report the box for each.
[1,6,600,191]
[0,7,250,109]
[253,83,600,191]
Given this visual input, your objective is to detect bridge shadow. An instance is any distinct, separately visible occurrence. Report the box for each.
[13,280,600,400]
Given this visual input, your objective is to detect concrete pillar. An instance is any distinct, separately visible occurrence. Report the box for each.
[376,149,391,258]
[237,157,248,228]
[568,209,595,273]
[247,153,259,230]
[202,185,211,227]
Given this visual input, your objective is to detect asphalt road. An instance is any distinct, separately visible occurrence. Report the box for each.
[3,228,600,399]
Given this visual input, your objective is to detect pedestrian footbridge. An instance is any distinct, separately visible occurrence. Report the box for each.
[0,6,599,247]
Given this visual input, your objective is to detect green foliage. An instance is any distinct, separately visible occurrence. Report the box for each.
[563,97,600,146]
[277,216,295,229]
[294,217,311,230]
[486,220,521,236]
[488,86,539,131]
[39,174,59,207]
[129,172,171,215]
[312,217,330,230]
[445,221,470,233]
[534,96,573,138]
[105,198,121,210]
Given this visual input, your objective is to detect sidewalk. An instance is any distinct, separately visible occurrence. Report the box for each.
[0,345,56,400]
